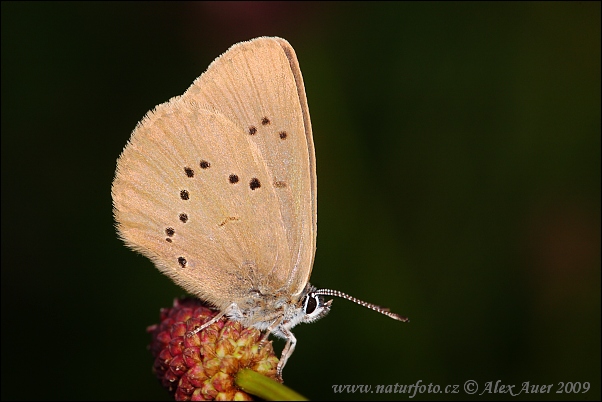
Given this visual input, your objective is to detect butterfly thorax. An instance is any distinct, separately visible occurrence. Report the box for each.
[225,283,331,339]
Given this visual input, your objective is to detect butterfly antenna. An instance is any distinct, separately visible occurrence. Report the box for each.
[314,289,409,322]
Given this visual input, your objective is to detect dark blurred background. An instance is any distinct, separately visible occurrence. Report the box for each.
[2,2,600,401]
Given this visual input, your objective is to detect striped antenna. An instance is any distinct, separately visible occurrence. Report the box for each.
[314,289,409,322]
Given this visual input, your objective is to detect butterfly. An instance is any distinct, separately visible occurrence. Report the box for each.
[112,37,407,378]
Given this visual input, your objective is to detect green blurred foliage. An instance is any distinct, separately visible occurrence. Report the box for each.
[2,2,599,400]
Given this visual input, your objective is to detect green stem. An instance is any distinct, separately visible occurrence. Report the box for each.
[235,369,308,401]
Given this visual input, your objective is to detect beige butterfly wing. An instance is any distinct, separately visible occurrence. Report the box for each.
[182,37,317,299]
[112,37,316,312]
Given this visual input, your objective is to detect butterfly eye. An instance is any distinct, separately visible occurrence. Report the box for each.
[304,293,318,314]
[302,293,331,323]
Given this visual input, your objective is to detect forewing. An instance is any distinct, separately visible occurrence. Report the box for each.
[183,37,317,295]
[182,37,317,297]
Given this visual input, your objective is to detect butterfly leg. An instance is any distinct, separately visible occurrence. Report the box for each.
[186,306,229,337]
[258,315,283,349]
[276,326,296,380]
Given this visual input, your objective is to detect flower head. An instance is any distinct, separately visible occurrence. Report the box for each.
[148,297,280,401]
